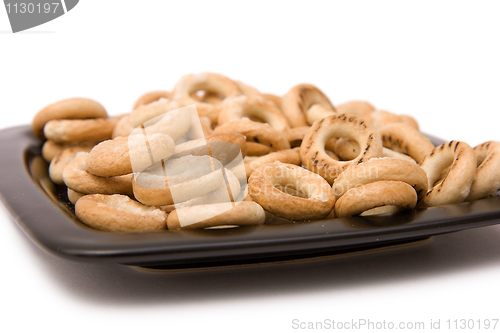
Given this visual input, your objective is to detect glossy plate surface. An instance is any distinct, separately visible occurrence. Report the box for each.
[1,125,500,269]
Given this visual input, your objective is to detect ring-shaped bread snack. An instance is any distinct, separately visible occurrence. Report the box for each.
[244,148,301,179]
[75,194,167,232]
[335,101,375,118]
[44,118,117,145]
[49,145,94,184]
[419,141,476,207]
[285,126,310,148]
[132,90,170,109]
[306,104,337,125]
[67,188,85,205]
[334,181,418,218]
[172,72,242,123]
[213,119,290,152]
[132,155,224,206]
[62,153,134,196]
[300,114,383,184]
[218,95,290,132]
[261,93,282,109]
[378,123,434,163]
[32,98,108,140]
[167,201,265,230]
[466,141,500,201]
[368,110,419,130]
[248,162,335,220]
[332,158,428,201]
[87,133,175,177]
[281,84,335,127]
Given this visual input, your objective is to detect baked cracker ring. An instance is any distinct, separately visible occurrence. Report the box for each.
[133,90,170,109]
[44,118,117,145]
[419,141,476,207]
[306,104,337,125]
[172,73,242,123]
[336,101,375,117]
[379,123,434,163]
[174,132,247,164]
[49,145,94,184]
[130,98,180,128]
[281,84,335,127]
[167,201,265,230]
[300,114,383,184]
[213,119,290,152]
[87,133,175,177]
[245,148,301,179]
[62,153,133,196]
[112,114,135,139]
[466,141,500,201]
[334,181,417,218]
[42,141,95,163]
[75,194,167,232]
[32,98,108,140]
[369,110,419,130]
[67,188,85,205]
[285,126,310,148]
[332,158,428,201]
[133,155,224,206]
[246,142,271,156]
[248,162,335,220]
[218,95,290,132]
[261,93,282,109]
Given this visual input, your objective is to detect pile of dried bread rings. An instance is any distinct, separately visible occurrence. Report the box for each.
[32,72,500,233]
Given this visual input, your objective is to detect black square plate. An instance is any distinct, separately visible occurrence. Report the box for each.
[1,125,500,269]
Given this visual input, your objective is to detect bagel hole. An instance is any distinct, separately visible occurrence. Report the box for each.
[324,137,360,161]
[290,139,302,148]
[192,90,224,104]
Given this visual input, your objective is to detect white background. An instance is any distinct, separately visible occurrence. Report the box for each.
[1,1,500,332]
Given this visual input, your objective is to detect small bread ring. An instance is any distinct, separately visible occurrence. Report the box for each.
[87,133,175,177]
[245,148,301,179]
[261,93,282,109]
[75,194,167,232]
[62,153,133,196]
[246,142,271,156]
[369,110,419,130]
[218,95,290,132]
[67,188,85,205]
[248,162,335,220]
[334,181,418,218]
[130,98,179,128]
[133,91,170,109]
[132,155,224,206]
[213,119,290,152]
[466,141,500,201]
[379,123,434,163]
[112,114,135,139]
[167,201,265,230]
[172,73,242,123]
[332,158,428,201]
[42,141,95,163]
[335,101,375,117]
[306,104,337,125]
[285,126,310,148]
[300,114,383,184]
[419,141,476,207]
[174,132,247,164]
[281,84,335,127]
[49,145,94,184]
[44,118,117,144]
[32,98,108,140]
